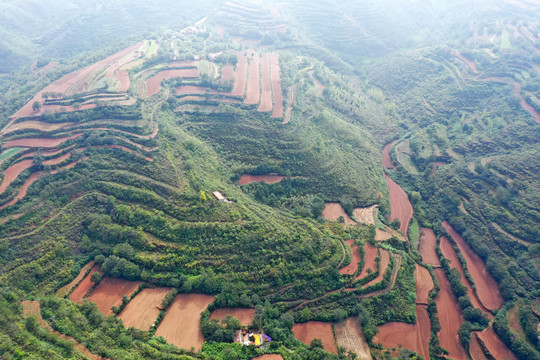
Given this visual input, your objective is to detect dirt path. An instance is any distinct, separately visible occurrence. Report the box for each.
[491,223,531,246]
[21,300,106,360]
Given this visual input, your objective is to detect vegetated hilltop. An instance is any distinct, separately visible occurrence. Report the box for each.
[0,0,538,359]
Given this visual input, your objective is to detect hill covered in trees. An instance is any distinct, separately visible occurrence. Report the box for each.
[0,0,538,359]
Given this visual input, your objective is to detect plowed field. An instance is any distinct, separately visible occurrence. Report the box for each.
[382,141,396,169]
[0,159,34,193]
[415,265,433,305]
[238,174,285,186]
[359,243,378,279]
[477,326,517,360]
[146,69,199,97]
[270,53,284,118]
[87,277,142,315]
[258,53,273,112]
[245,51,261,105]
[334,317,372,360]
[155,294,215,351]
[119,287,171,330]
[3,134,82,149]
[209,307,255,326]
[322,202,356,225]
[385,174,413,235]
[362,249,390,288]
[292,321,337,354]
[443,221,503,310]
[339,240,361,276]
[69,264,102,303]
[353,205,377,225]
[433,268,467,360]
[419,228,440,266]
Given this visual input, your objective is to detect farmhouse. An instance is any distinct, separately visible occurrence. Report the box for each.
[212,191,232,203]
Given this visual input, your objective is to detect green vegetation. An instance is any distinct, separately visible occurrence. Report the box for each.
[0,1,538,359]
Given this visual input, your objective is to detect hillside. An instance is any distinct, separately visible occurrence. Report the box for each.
[0,1,538,360]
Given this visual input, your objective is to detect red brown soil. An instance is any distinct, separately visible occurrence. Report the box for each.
[56,261,95,298]
[176,85,217,95]
[375,228,392,241]
[382,141,397,169]
[238,174,285,186]
[443,221,503,310]
[146,69,199,97]
[352,205,377,225]
[359,243,378,279]
[440,235,489,315]
[245,51,261,105]
[221,63,234,82]
[470,332,489,360]
[178,95,205,102]
[455,51,479,73]
[322,202,356,225]
[385,174,413,235]
[514,82,540,124]
[339,239,361,276]
[292,321,337,354]
[251,355,284,360]
[0,159,34,193]
[21,301,105,360]
[258,53,273,112]
[0,172,42,210]
[87,277,142,315]
[42,152,70,166]
[415,265,434,305]
[69,265,102,303]
[373,307,430,360]
[363,249,390,288]
[118,287,171,330]
[477,326,518,360]
[1,121,74,135]
[209,308,255,326]
[270,53,284,118]
[231,52,248,97]
[334,317,372,360]
[433,268,467,360]
[418,228,441,266]
[155,294,215,351]
[10,42,143,121]
[3,133,82,149]
[116,70,131,92]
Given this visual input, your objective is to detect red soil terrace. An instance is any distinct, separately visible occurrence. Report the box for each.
[2,133,82,149]
[433,268,467,360]
[155,294,215,351]
[231,52,248,97]
[415,265,434,305]
[245,51,261,105]
[419,228,441,266]
[146,69,199,97]
[384,174,413,235]
[292,321,337,354]
[339,239,360,276]
[440,235,490,315]
[238,174,286,186]
[359,243,378,279]
[87,277,142,316]
[322,202,356,225]
[258,53,273,112]
[119,287,172,330]
[209,308,255,327]
[69,265,103,303]
[0,159,34,193]
[477,326,517,360]
[270,53,284,118]
[373,307,430,360]
[363,249,390,288]
[443,221,503,310]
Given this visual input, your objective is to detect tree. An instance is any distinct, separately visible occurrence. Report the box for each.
[90,272,103,284]
[32,101,41,112]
